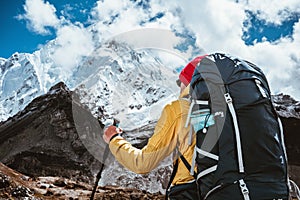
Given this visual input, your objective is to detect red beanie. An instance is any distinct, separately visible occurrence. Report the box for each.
[179,55,207,86]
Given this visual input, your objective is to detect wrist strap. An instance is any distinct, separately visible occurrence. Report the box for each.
[109,134,121,142]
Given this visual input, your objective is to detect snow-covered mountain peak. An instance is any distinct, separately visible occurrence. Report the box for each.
[72,39,180,130]
[0,34,189,123]
[0,52,45,121]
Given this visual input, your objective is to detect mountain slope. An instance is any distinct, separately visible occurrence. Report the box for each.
[0,81,173,194]
[0,82,103,184]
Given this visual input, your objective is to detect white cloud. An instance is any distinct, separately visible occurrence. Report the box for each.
[91,0,142,41]
[240,0,300,25]
[89,0,196,65]
[169,0,300,99]
[18,0,96,81]
[91,0,184,42]
[83,0,300,99]
[60,4,75,21]
[92,0,125,22]
[18,0,60,34]
[174,0,246,55]
[17,0,300,99]
[51,24,94,79]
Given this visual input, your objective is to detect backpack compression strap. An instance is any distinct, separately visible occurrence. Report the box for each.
[224,93,245,173]
[224,92,250,200]
[193,148,218,179]
[184,99,217,177]
[185,93,245,174]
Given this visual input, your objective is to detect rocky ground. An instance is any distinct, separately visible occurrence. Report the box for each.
[0,162,164,199]
[0,82,299,199]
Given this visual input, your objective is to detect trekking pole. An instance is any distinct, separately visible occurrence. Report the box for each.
[90,119,120,200]
[90,144,109,200]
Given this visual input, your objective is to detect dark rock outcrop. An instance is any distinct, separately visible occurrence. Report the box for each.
[0,82,105,184]
[273,94,300,186]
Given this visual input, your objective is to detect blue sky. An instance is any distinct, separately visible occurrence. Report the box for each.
[1,0,37,58]
[0,0,97,58]
[1,0,299,58]
[0,0,300,98]
[243,10,300,45]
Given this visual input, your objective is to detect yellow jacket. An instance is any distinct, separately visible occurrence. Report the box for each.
[109,86,195,185]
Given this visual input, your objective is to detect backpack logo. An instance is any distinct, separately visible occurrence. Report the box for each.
[214,111,224,118]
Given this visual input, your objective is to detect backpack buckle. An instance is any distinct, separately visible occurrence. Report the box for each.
[224,93,232,104]
[239,179,250,200]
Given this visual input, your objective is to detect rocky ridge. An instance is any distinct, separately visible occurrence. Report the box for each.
[0,82,104,184]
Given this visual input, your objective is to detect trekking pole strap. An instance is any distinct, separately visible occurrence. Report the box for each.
[224,93,245,173]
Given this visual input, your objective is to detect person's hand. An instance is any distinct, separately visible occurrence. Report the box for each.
[103,125,123,144]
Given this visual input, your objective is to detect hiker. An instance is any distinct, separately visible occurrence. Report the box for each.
[103,56,206,200]
[186,53,289,200]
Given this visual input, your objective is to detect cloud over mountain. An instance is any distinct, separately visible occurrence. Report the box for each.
[17,0,60,34]
[12,0,300,100]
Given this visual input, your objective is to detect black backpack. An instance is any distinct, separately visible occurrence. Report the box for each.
[185,53,289,200]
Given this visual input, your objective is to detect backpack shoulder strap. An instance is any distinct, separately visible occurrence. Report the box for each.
[166,151,197,198]
[166,157,179,199]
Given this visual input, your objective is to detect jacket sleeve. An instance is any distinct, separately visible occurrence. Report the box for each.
[109,103,180,174]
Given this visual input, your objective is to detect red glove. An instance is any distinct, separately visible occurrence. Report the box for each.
[103,125,123,144]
